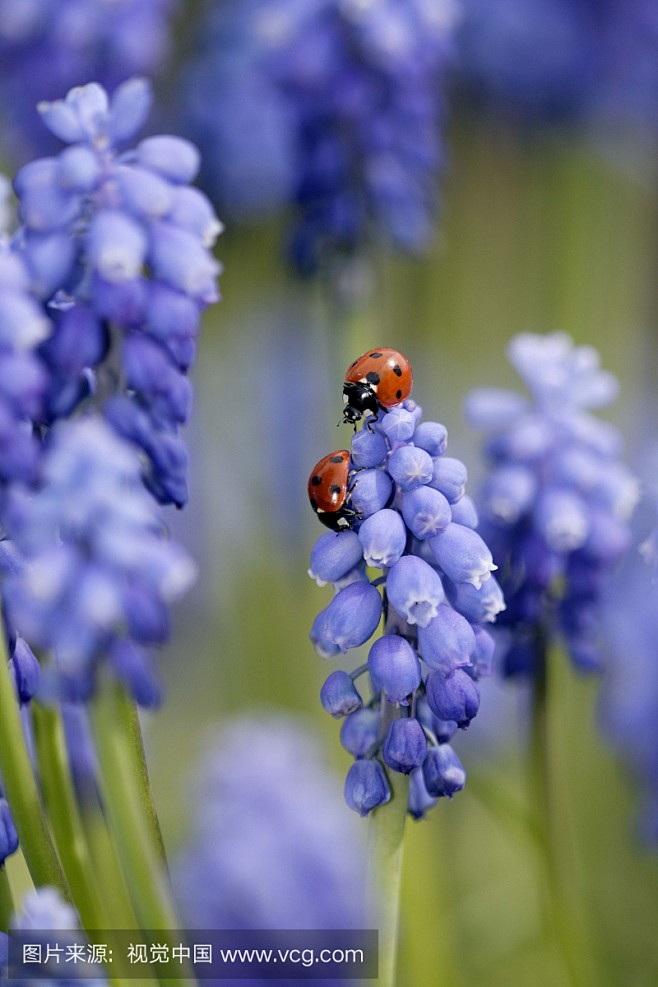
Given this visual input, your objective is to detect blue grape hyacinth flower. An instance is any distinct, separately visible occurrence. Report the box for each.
[12,77,222,507]
[465,332,639,678]
[2,416,196,704]
[309,398,504,818]
[181,0,459,275]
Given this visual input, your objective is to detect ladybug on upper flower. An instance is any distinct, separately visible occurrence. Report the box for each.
[342,348,413,426]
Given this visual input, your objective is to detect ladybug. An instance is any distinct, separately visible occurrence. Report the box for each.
[308,450,358,530]
[342,347,413,426]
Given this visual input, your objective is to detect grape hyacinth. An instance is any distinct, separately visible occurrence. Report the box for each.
[174,715,365,944]
[0,0,175,163]
[465,332,639,678]
[0,239,51,493]
[182,0,459,275]
[309,398,504,818]
[12,78,222,507]
[457,0,658,130]
[2,417,196,704]
[600,526,658,844]
[0,886,108,985]
[0,236,52,704]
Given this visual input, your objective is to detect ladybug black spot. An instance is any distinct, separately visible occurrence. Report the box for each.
[370,352,383,359]
[396,389,402,399]
[310,496,318,509]
[366,371,380,385]
[392,364,402,376]
[329,455,343,464]
[329,484,341,495]
[311,475,322,486]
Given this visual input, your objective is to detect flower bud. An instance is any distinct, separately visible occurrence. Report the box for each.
[426,668,480,728]
[308,531,364,586]
[310,582,382,656]
[417,604,475,672]
[340,707,380,758]
[386,555,444,628]
[388,446,433,491]
[369,635,421,704]
[344,759,391,816]
[382,718,427,774]
[349,469,393,519]
[358,510,406,568]
[422,744,466,797]
[321,671,363,718]
[408,766,437,819]
[429,523,497,589]
[413,421,448,457]
[429,457,467,503]
[402,486,451,539]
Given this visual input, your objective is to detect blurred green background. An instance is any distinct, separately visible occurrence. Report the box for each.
[142,121,658,986]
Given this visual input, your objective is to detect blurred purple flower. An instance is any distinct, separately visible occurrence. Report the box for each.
[173,713,366,979]
[12,78,222,507]
[179,0,459,274]
[457,0,658,130]
[1,886,108,985]
[0,0,175,163]
[600,535,658,844]
[3,417,196,704]
[466,332,638,677]
[0,239,51,491]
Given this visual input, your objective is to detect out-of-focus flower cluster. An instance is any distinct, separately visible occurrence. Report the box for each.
[466,332,639,677]
[0,0,175,162]
[0,886,108,986]
[181,0,459,274]
[0,79,220,711]
[457,0,658,129]
[13,78,222,507]
[174,714,365,965]
[3,418,196,705]
[309,399,504,818]
[601,545,658,844]
[0,240,50,493]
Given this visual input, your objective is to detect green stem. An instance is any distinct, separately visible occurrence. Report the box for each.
[0,866,15,931]
[119,698,167,864]
[81,804,140,930]
[366,700,409,987]
[530,641,593,986]
[0,637,68,896]
[31,704,106,928]
[90,678,195,987]
[31,702,136,987]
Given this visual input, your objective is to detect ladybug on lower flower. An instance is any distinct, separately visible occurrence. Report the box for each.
[342,347,413,426]
[308,450,358,530]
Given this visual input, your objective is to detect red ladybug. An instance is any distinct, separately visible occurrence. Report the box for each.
[342,347,413,426]
[308,450,357,530]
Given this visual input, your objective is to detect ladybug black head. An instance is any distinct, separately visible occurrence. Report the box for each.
[342,381,380,425]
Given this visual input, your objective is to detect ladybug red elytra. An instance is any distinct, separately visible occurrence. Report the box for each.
[342,347,413,426]
[308,450,358,530]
